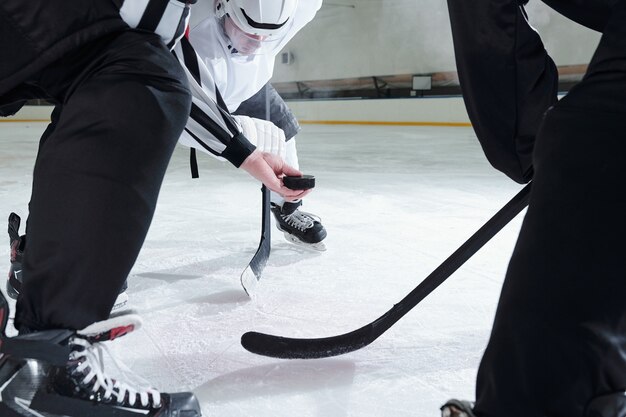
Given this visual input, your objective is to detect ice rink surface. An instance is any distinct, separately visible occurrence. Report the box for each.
[1,121,525,417]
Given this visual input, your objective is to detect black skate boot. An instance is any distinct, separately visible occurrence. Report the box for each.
[7,213,129,313]
[271,201,327,251]
[7,212,24,300]
[0,291,202,416]
[441,399,477,417]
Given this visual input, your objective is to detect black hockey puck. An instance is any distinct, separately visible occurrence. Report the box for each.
[283,175,315,190]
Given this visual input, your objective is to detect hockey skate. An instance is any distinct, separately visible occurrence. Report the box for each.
[7,213,129,313]
[0,290,202,416]
[271,201,327,251]
[441,399,477,417]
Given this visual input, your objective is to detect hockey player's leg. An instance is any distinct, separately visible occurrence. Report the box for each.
[15,30,191,332]
[270,199,327,250]
[270,139,327,250]
[237,84,328,250]
[467,4,626,415]
[0,291,201,416]
[7,107,130,314]
[6,110,59,301]
[6,213,129,314]
[235,83,302,141]
[3,30,199,415]
[6,213,23,300]
[447,0,558,183]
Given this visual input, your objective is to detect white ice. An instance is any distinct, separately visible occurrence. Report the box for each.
[0,121,525,417]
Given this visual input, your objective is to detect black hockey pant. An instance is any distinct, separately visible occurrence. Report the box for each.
[234,83,301,141]
[14,31,191,332]
[448,0,619,184]
[447,0,626,415]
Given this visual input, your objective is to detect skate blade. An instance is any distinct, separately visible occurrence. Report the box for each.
[240,267,259,298]
[111,292,129,313]
[441,400,476,417]
[283,232,327,252]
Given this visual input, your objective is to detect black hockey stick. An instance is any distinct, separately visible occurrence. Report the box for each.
[241,183,532,358]
[240,185,271,296]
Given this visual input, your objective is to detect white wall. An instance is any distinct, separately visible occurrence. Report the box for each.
[6,97,471,125]
[277,1,602,82]
[288,97,470,124]
[191,1,602,83]
[524,2,602,65]
[3,106,52,120]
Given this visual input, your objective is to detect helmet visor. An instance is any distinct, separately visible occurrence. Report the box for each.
[222,15,292,55]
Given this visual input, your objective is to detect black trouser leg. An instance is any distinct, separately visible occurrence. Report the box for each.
[447,0,559,183]
[474,2,626,416]
[15,31,191,331]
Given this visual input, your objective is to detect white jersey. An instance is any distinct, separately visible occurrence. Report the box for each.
[173,0,322,167]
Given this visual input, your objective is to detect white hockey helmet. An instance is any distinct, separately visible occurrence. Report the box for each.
[215,0,298,55]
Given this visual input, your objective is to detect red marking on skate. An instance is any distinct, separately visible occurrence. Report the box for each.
[110,325,134,341]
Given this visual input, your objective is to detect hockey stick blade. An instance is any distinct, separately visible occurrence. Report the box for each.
[241,183,532,358]
[241,185,272,296]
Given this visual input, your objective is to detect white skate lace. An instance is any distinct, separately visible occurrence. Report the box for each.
[282,210,320,232]
[70,337,162,408]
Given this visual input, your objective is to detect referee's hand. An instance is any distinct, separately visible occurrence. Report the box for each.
[240,150,312,201]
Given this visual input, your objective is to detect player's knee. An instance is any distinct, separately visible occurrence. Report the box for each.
[109,84,188,158]
[482,145,533,184]
[109,39,191,152]
[138,55,191,150]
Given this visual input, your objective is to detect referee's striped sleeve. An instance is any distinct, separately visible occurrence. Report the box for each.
[173,39,256,167]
